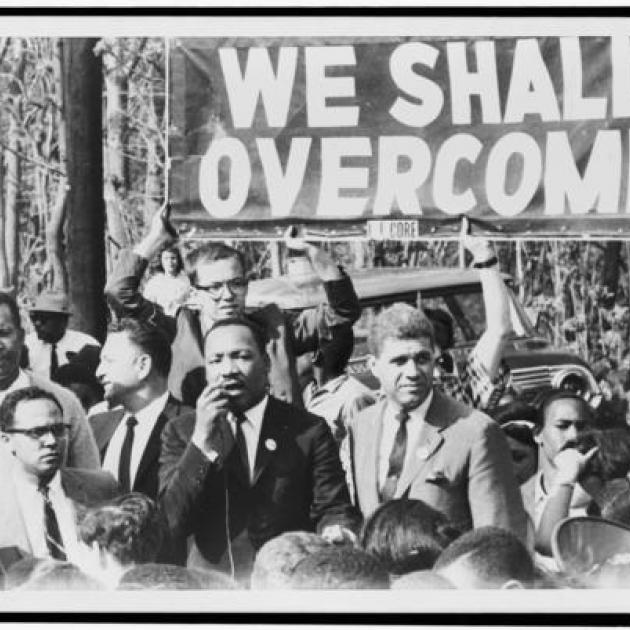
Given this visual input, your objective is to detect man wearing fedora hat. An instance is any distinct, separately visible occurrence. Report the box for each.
[25,291,100,383]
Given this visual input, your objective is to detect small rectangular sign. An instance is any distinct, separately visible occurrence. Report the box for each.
[367,220,420,241]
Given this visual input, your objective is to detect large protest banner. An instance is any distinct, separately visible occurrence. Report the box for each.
[169,35,630,239]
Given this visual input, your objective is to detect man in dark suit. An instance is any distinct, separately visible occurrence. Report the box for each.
[348,303,528,542]
[159,317,360,582]
[91,318,188,499]
[0,386,119,562]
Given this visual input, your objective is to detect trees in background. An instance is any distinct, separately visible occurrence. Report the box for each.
[0,36,165,338]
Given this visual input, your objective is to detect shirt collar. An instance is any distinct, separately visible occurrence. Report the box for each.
[385,389,433,424]
[242,394,269,430]
[128,391,169,427]
[316,374,349,395]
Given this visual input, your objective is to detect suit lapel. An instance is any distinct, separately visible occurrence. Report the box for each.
[251,398,287,487]
[89,408,125,460]
[133,398,174,490]
[356,401,385,514]
[394,391,451,499]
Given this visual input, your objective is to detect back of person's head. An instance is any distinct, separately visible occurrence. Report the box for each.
[118,563,206,590]
[54,344,104,411]
[434,526,535,589]
[600,484,630,526]
[360,499,460,576]
[368,303,435,357]
[186,242,246,284]
[4,556,46,590]
[576,427,630,482]
[391,570,455,590]
[78,493,166,566]
[107,318,172,379]
[290,546,390,589]
[251,531,332,589]
[423,307,454,352]
[18,560,103,590]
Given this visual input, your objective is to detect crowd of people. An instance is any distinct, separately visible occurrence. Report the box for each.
[2,207,630,592]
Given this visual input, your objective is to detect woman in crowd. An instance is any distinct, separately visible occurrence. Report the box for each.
[143,244,190,316]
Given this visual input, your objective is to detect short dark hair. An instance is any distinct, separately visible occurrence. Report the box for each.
[78,493,167,566]
[186,242,246,285]
[368,303,435,357]
[251,531,332,589]
[117,563,235,590]
[291,546,390,589]
[0,386,63,431]
[204,316,268,356]
[317,323,355,377]
[360,499,460,575]
[536,389,594,433]
[434,526,535,588]
[107,318,172,378]
[0,291,22,329]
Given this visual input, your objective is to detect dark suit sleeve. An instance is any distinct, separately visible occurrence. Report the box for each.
[291,273,361,355]
[105,249,177,342]
[467,415,528,542]
[158,417,221,541]
[310,418,362,534]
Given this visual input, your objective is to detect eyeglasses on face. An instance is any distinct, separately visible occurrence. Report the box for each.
[5,423,71,440]
[193,278,248,296]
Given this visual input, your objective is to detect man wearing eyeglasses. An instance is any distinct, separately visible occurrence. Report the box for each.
[105,206,361,406]
[0,387,119,562]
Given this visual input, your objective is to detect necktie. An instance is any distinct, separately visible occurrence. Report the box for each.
[38,484,67,561]
[381,409,410,502]
[50,343,59,379]
[234,412,250,482]
[118,416,138,493]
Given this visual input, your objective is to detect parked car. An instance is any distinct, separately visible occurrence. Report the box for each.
[246,265,599,406]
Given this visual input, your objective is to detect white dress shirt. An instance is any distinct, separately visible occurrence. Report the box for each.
[378,390,434,491]
[25,329,100,379]
[226,395,268,481]
[102,392,169,487]
[13,469,81,561]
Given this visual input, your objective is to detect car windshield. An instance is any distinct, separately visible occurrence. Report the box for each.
[353,285,530,358]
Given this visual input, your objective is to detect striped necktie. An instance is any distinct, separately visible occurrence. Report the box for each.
[38,484,67,561]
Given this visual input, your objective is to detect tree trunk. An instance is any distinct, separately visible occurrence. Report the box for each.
[62,38,106,341]
[143,79,161,227]
[5,117,21,293]
[101,40,129,267]
[0,152,9,289]
[602,241,622,308]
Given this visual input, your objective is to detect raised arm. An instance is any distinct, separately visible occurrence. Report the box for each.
[104,205,177,341]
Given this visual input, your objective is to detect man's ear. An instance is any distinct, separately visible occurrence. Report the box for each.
[136,353,152,380]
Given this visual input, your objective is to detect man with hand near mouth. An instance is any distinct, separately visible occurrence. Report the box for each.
[0,387,119,562]
[159,317,360,583]
[105,205,360,406]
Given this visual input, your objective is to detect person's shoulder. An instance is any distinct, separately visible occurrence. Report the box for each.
[432,390,495,433]
[62,467,118,491]
[164,408,196,437]
[65,329,100,347]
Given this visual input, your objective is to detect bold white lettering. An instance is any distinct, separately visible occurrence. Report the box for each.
[373,136,431,215]
[433,134,482,214]
[545,130,621,214]
[612,36,630,118]
[561,37,607,121]
[486,132,542,216]
[305,46,359,128]
[218,47,297,129]
[198,137,251,218]
[317,137,371,217]
[388,42,444,127]
[503,39,560,124]
[257,137,311,217]
[447,40,501,124]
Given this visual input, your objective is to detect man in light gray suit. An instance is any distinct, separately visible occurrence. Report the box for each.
[0,386,119,562]
[348,303,527,542]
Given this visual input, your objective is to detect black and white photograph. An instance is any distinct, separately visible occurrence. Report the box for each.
[1,6,630,616]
